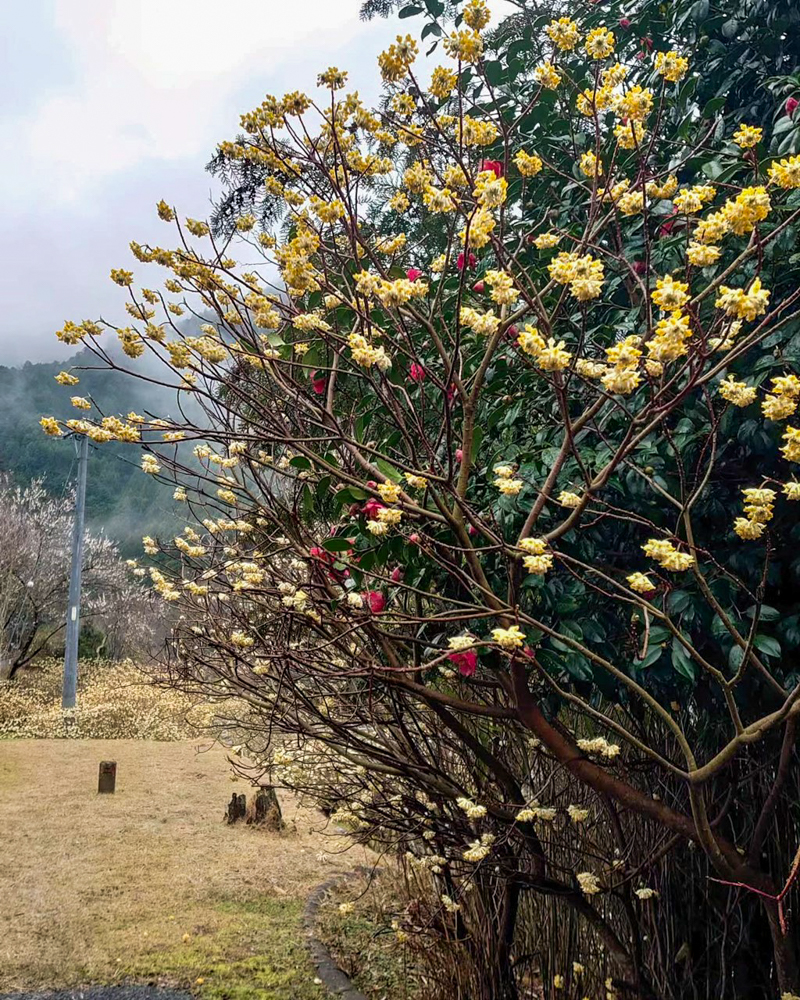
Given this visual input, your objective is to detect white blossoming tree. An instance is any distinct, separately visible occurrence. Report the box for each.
[0,478,151,677]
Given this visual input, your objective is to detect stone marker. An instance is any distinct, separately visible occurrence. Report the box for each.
[98,760,117,794]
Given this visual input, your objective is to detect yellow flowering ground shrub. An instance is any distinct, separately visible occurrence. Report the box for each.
[0,659,195,740]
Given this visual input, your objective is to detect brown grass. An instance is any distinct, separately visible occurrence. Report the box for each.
[0,739,369,998]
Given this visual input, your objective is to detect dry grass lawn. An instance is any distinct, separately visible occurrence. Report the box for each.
[0,739,368,999]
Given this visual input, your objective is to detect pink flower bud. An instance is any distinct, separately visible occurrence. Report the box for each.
[390,567,404,583]
[619,17,631,28]
[468,525,477,536]
[409,533,421,544]
[309,370,326,395]
[473,280,485,293]
[786,97,799,117]
[455,449,463,462]
[406,268,423,282]
[409,362,426,382]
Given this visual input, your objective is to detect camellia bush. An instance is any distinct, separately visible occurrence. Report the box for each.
[42,0,800,995]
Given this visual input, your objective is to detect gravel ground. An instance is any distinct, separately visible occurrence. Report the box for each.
[0,989,192,1000]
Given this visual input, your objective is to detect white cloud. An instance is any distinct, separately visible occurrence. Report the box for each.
[19,0,397,202]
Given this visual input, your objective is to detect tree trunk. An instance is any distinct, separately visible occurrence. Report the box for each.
[247,786,283,831]
[224,792,247,824]
[766,902,800,995]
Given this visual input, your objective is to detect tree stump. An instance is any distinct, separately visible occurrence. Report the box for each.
[247,786,283,831]
[224,792,247,824]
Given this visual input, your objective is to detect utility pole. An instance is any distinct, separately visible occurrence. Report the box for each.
[62,433,89,710]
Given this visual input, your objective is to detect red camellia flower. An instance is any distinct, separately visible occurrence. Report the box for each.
[619,17,631,28]
[633,260,647,275]
[406,267,423,282]
[659,207,679,236]
[309,370,326,395]
[390,566,404,583]
[480,159,504,178]
[473,280,485,292]
[448,649,478,677]
[364,590,386,614]
[457,251,477,271]
[409,362,426,382]
[786,97,799,117]
[362,498,386,520]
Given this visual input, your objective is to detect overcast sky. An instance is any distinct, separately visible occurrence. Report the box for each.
[0,0,434,366]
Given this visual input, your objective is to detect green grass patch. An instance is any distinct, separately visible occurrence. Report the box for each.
[122,895,325,1000]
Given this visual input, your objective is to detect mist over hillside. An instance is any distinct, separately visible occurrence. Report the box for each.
[0,346,186,555]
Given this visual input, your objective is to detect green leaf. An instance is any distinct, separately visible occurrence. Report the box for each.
[376,459,403,482]
[691,0,709,22]
[399,4,423,17]
[667,590,692,614]
[746,605,780,621]
[754,635,782,658]
[289,456,311,470]
[323,537,354,553]
[671,639,697,682]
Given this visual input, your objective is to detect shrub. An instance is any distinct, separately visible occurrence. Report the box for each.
[41,1,800,995]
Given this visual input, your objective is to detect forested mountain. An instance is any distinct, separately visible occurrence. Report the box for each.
[0,349,181,555]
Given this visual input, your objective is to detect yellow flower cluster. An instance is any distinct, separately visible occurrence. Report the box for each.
[429,66,458,99]
[733,123,762,149]
[545,17,579,51]
[348,332,392,370]
[655,50,689,82]
[762,374,800,420]
[473,169,508,208]
[674,183,716,214]
[378,34,418,82]
[641,538,694,571]
[627,572,655,594]
[493,462,523,495]
[485,269,517,306]
[443,29,484,64]
[491,625,526,649]
[519,537,553,575]
[533,61,561,89]
[548,252,604,301]
[718,376,757,408]
[715,277,770,322]
[460,306,500,336]
[463,0,490,30]
[783,426,800,463]
[514,149,543,176]
[734,487,775,540]
[768,155,800,188]
[584,27,615,60]
[602,335,642,395]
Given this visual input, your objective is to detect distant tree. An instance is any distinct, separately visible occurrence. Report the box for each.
[0,478,152,678]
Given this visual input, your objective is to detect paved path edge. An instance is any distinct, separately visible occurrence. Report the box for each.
[304,869,373,1000]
